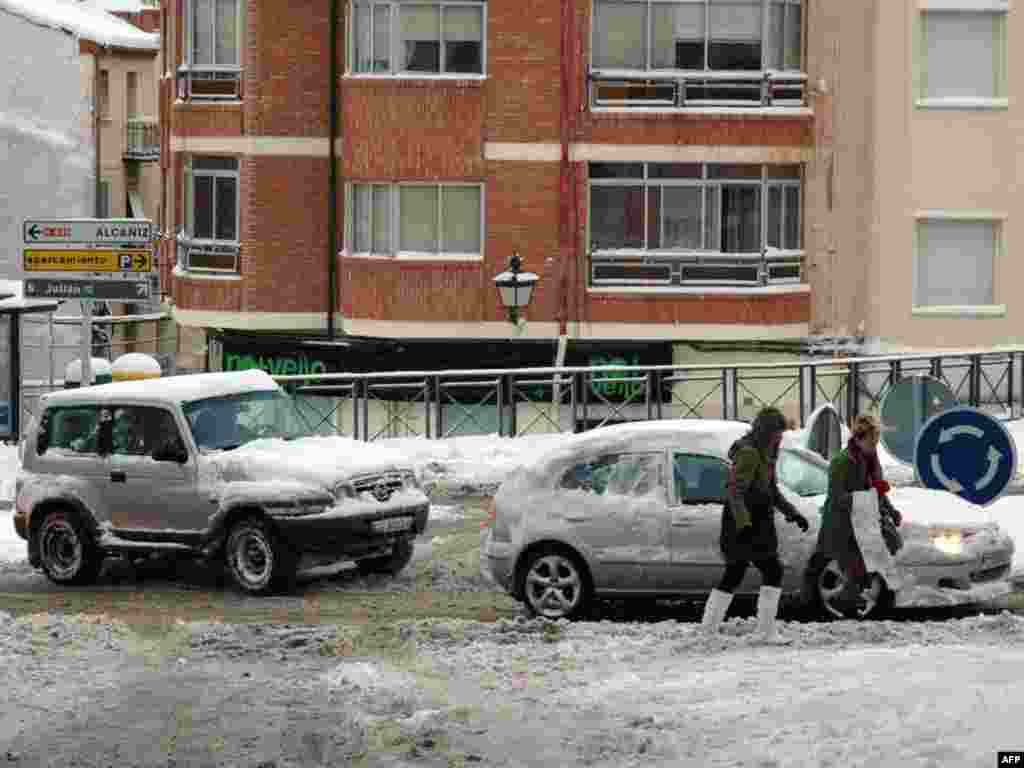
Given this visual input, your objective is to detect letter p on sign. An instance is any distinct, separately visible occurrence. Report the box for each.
[119,253,133,270]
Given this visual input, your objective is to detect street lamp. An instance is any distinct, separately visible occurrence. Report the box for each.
[493,252,539,325]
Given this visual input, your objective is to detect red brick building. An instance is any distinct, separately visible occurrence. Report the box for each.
[162,0,813,372]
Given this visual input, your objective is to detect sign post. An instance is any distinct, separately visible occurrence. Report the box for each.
[914,407,1018,506]
[22,218,155,389]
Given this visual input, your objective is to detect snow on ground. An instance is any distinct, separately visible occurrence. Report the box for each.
[5,609,1024,766]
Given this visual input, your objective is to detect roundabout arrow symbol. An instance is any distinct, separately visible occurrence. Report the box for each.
[939,425,985,443]
[930,452,964,493]
[975,445,1003,491]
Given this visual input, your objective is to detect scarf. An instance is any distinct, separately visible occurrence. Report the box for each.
[846,437,883,489]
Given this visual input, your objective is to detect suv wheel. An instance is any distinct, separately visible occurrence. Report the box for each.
[225,517,295,596]
[36,509,102,586]
[355,537,415,576]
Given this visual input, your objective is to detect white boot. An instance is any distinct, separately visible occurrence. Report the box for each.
[700,588,734,635]
[752,585,792,645]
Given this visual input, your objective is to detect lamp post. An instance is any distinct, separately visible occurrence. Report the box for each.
[493,252,539,325]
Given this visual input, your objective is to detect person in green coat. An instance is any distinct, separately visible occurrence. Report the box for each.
[815,413,903,609]
[701,407,810,644]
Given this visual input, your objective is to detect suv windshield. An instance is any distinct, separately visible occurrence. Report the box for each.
[183,390,310,452]
[776,447,830,498]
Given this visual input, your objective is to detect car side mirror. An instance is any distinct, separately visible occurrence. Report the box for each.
[153,438,188,464]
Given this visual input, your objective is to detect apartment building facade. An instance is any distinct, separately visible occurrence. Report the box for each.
[163,0,816,377]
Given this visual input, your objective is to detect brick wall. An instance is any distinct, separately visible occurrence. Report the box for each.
[172,103,245,137]
[585,292,811,325]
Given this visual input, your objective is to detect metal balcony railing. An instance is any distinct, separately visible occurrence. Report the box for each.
[176,65,243,101]
[589,69,808,110]
[590,248,803,287]
[176,233,240,274]
[124,119,159,160]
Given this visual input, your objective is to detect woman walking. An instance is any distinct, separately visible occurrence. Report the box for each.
[815,413,903,614]
[701,407,810,644]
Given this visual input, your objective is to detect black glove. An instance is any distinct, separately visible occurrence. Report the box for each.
[787,512,809,532]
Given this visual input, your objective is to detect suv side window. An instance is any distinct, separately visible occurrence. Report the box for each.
[673,453,729,504]
[38,406,100,455]
[560,452,663,497]
[111,406,182,458]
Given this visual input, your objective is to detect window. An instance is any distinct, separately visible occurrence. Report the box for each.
[98,69,110,119]
[919,8,1006,104]
[181,0,242,99]
[181,156,239,271]
[560,452,664,497]
[593,0,801,73]
[915,218,998,308]
[351,1,485,75]
[111,407,182,457]
[126,72,140,120]
[776,448,828,497]
[98,179,111,219]
[672,453,728,503]
[39,407,101,455]
[348,183,483,258]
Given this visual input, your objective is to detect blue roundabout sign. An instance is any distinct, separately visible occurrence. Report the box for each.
[914,407,1018,506]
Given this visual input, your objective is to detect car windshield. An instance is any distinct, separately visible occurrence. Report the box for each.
[182,389,311,452]
[776,448,830,498]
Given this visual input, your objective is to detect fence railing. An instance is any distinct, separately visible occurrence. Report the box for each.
[124,119,159,160]
[270,348,1024,441]
[590,247,803,286]
[589,69,808,110]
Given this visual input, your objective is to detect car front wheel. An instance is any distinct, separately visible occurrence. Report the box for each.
[519,546,592,621]
[355,537,415,576]
[36,509,103,586]
[225,517,295,596]
[808,556,893,620]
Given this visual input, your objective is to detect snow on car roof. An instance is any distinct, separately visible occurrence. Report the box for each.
[0,0,158,50]
[40,369,280,407]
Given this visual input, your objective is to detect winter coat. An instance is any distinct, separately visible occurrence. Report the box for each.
[719,437,800,562]
[816,447,901,568]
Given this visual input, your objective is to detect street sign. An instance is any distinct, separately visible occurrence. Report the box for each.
[23,249,153,274]
[881,375,958,465]
[914,406,1018,506]
[23,218,152,246]
[24,278,151,302]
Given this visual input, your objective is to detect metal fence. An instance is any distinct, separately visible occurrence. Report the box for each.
[273,348,1024,441]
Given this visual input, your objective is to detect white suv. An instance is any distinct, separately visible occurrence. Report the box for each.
[14,369,429,594]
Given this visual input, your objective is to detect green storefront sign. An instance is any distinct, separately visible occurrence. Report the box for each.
[224,351,329,377]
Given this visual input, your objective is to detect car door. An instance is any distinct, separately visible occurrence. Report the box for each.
[555,451,672,592]
[668,452,732,592]
[31,404,110,525]
[105,405,204,541]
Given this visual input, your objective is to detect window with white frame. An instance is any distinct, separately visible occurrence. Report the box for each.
[348,183,483,258]
[351,1,486,75]
[181,0,243,100]
[919,7,1006,103]
[181,156,240,271]
[915,218,998,308]
[593,0,801,73]
[589,163,801,252]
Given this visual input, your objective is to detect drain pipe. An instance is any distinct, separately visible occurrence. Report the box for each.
[552,0,574,416]
[327,0,339,338]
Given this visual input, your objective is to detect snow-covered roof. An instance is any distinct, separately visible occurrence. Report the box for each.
[41,369,280,407]
[81,0,154,12]
[0,0,158,50]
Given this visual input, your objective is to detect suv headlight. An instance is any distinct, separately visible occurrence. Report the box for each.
[403,471,422,491]
[334,482,357,500]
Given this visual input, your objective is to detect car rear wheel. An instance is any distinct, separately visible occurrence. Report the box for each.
[225,517,295,596]
[519,546,592,621]
[36,508,102,586]
[356,537,415,576]
[808,556,893,620]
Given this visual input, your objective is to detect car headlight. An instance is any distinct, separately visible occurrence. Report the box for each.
[930,528,963,556]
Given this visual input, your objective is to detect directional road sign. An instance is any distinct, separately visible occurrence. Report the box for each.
[24,278,151,302]
[23,249,153,274]
[914,406,1018,506]
[23,219,152,246]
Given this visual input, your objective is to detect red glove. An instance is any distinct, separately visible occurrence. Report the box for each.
[873,479,891,496]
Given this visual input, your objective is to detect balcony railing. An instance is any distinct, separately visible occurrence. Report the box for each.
[124,119,159,160]
[590,248,803,287]
[589,69,808,110]
[176,233,240,274]
[176,65,242,101]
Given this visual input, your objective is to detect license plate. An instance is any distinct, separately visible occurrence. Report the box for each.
[372,516,413,533]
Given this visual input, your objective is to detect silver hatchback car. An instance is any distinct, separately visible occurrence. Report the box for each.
[480,419,1015,620]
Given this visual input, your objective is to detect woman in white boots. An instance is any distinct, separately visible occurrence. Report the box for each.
[701,407,809,643]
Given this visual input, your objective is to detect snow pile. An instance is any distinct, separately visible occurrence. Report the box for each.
[0,0,158,49]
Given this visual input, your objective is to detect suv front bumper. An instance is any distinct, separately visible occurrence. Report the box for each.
[273,502,429,557]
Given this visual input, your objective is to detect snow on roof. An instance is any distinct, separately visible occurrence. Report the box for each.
[81,0,153,12]
[41,369,280,407]
[112,352,161,375]
[0,0,158,50]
